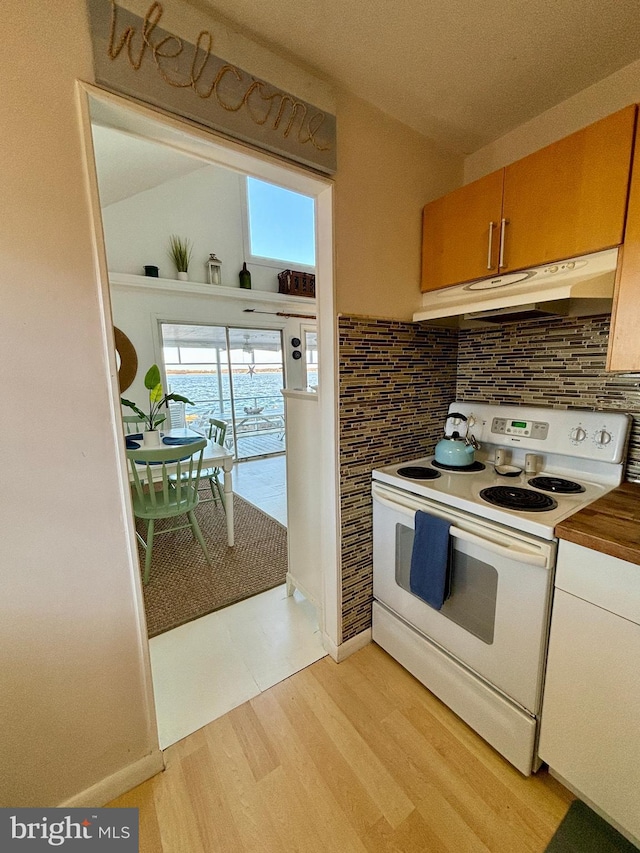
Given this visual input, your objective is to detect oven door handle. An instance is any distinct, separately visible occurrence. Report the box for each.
[448,527,548,568]
[373,485,550,568]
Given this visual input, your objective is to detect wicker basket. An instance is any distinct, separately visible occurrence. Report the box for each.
[278,269,316,298]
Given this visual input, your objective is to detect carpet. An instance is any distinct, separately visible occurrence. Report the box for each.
[546,801,639,853]
[138,494,288,638]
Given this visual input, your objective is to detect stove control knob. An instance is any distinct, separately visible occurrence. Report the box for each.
[594,429,612,447]
[570,426,587,443]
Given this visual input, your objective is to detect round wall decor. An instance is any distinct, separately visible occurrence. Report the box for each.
[113,327,138,392]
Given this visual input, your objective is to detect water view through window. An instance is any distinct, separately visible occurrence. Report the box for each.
[161,323,285,461]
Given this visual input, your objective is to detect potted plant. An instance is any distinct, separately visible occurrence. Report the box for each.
[121,364,194,446]
[168,234,193,281]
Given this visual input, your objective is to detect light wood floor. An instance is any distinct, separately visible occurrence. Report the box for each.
[109,643,572,851]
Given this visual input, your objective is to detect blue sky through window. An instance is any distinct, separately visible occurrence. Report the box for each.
[246,177,315,267]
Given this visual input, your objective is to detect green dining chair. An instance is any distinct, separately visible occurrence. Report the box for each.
[126,438,211,584]
[123,414,147,435]
[170,418,229,513]
[204,418,228,511]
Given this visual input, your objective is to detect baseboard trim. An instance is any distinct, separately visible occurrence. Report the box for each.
[59,749,165,807]
[286,573,319,609]
[323,628,372,662]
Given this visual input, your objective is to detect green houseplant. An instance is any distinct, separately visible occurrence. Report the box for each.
[121,364,194,438]
[168,235,193,280]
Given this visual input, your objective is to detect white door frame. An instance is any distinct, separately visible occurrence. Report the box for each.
[75,83,342,665]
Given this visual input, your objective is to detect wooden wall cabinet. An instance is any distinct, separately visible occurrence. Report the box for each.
[421,105,637,293]
[607,121,640,372]
[421,169,503,292]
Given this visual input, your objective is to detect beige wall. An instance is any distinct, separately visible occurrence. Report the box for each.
[465,58,640,182]
[1,0,159,806]
[2,0,460,805]
[334,92,462,320]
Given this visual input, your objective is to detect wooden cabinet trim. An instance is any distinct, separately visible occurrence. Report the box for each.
[607,105,640,372]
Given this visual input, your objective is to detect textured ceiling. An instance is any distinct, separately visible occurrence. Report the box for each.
[192,0,640,153]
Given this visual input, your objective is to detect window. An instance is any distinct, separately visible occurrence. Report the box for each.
[244,177,315,269]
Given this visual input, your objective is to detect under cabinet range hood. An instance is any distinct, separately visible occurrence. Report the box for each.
[413,248,619,327]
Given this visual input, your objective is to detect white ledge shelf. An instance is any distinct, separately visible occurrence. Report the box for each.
[282,388,318,400]
[109,272,317,309]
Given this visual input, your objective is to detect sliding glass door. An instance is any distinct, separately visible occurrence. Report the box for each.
[161,323,285,461]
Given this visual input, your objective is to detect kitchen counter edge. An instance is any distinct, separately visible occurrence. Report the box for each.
[555,481,640,566]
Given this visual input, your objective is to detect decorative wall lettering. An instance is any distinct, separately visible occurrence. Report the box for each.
[86,0,337,173]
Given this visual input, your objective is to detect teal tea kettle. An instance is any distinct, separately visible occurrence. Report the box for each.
[434,412,476,467]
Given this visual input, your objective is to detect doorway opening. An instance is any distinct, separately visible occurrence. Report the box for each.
[80,83,340,749]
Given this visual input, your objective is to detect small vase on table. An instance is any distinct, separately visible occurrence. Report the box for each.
[143,430,161,447]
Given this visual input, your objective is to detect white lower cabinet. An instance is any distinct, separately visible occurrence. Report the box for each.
[539,541,640,846]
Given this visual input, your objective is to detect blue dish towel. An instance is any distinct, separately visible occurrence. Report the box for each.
[410,511,451,610]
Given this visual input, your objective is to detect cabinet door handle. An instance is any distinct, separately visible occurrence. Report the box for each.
[498,218,508,269]
[487,221,496,270]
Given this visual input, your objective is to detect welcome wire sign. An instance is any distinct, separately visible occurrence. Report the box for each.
[86,0,337,173]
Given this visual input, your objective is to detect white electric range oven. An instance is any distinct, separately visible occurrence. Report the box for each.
[372,402,630,775]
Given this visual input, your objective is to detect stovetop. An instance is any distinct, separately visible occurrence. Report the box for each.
[372,455,613,538]
[372,402,631,540]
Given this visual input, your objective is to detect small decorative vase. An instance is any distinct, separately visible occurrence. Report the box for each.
[143,430,161,447]
[177,271,188,281]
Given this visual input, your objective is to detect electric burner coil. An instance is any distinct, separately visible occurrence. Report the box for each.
[528,476,585,494]
[432,460,486,473]
[396,466,441,480]
[480,486,558,512]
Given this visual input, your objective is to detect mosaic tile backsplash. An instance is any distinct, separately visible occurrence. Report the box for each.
[338,312,640,642]
[457,314,640,480]
[338,316,457,641]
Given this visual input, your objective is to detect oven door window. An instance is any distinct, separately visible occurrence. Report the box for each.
[395,522,498,644]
